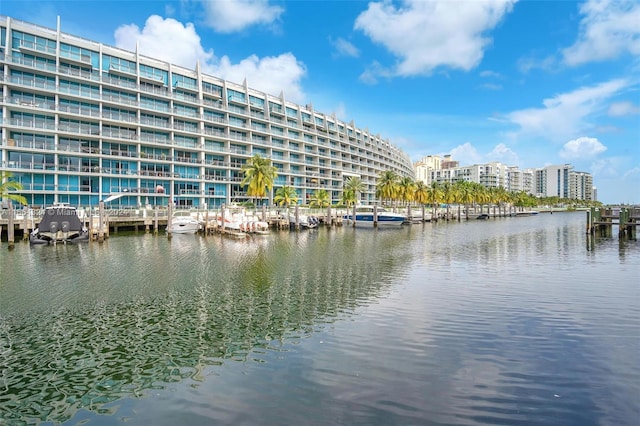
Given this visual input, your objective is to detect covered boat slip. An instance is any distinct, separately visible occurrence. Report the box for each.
[30,204,88,244]
[38,206,83,234]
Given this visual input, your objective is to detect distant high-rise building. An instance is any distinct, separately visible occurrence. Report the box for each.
[441,154,458,170]
[535,165,572,198]
[571,171,593,201]
[414,155,442,185]
[413,157,593,201]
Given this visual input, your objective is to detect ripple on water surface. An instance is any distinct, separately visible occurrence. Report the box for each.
[0,214,639,425]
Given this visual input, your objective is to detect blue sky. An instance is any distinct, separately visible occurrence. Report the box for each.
[2,0,639,204]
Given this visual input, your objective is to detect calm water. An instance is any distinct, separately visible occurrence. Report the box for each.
[0,212,638,425]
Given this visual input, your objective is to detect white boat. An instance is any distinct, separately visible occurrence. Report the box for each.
[216,205,270,234]
[515,210,539,217]
[289,214,319,229]
[169,211,201,234]
[343,205,406,227]
[287,208,319,229]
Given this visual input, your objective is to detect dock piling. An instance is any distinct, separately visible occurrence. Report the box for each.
[7,203,15,249]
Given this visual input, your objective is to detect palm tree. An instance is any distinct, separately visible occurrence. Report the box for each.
[309,189,330,208]
[492,186,509,216]
[454,181,474,219]
[427,181,443,218]
[1,171,28,206]
[241,154,278,205]
[397,177,416,206]
[376,171,398,207]
[344,176,365,205]
[341,189,356,207]
[471,182,489,213]
[274,185,299,208]
[441,181,457,219]
[414,181,429,206]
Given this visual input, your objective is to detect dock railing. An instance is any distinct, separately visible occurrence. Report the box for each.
[587,207,639,239]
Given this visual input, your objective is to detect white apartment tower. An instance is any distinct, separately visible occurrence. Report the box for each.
[0,16,415,208]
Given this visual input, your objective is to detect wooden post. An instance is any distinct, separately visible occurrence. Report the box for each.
[7,202,15,249]
[619,208,628,239]
[167,201,173,239]
[221,204,226,232]
[326,205,332,227]
[294,205,300,230]
[352,204,357,228]
[373,205,378,228]
[88,205,93,239]
[154,206,159,234]
[98,200,105,243]
[22,205,29,240]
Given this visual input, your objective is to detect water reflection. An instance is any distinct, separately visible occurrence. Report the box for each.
[0,213,638,425]
[0,227,416,424]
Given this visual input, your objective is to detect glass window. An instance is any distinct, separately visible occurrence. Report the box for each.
[140,64,167,85]
[172,73,197,90]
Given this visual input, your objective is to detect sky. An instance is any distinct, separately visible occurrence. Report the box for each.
[2,0,639,204]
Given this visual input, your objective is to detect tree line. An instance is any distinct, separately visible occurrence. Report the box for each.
[242,156,603,211]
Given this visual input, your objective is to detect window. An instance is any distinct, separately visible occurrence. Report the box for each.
[140,64,167,85]
[104,54,136,74]
[227,89,246,103]
[12,31,56,55]
[172,73,197,90]
[60,42,97,66]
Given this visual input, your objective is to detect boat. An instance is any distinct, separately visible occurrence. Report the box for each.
[168,211,201,234]
[285,207,319,229]
[289,213,319,229]
[476,213,490,220]
[216,205,270,234]
[515,210,539,217]
[343,205,406,226]
[29,203,89,244]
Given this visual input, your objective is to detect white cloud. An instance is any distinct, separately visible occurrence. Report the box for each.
[354,0,516,78]
[516,54,557,74]
[563,0,640,66]
[331,37,360,58]
[199,0,284,33]
[444,142,519,166]
[479,83,502,91]
[591,157,624,178]
[114,15,307,102]
[559,136,607,160]
[488,143,519,165]
[332,102,348,121]
[449,142,483,165]
[608,101,640,116]
[480,70,501,78]
[505,79,630,141]
[210,53,307,102]
[624,167,640,178]
[358,61,390,85]
[114,16,214,69]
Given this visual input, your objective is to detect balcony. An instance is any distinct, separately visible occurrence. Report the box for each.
[59,51,93,67]
[109,63,136,76]
[19,40,56,58]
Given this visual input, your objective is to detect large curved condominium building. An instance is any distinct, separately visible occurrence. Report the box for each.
[0,16,414,208]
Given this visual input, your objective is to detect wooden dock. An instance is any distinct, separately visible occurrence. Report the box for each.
[587,207,639,239]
